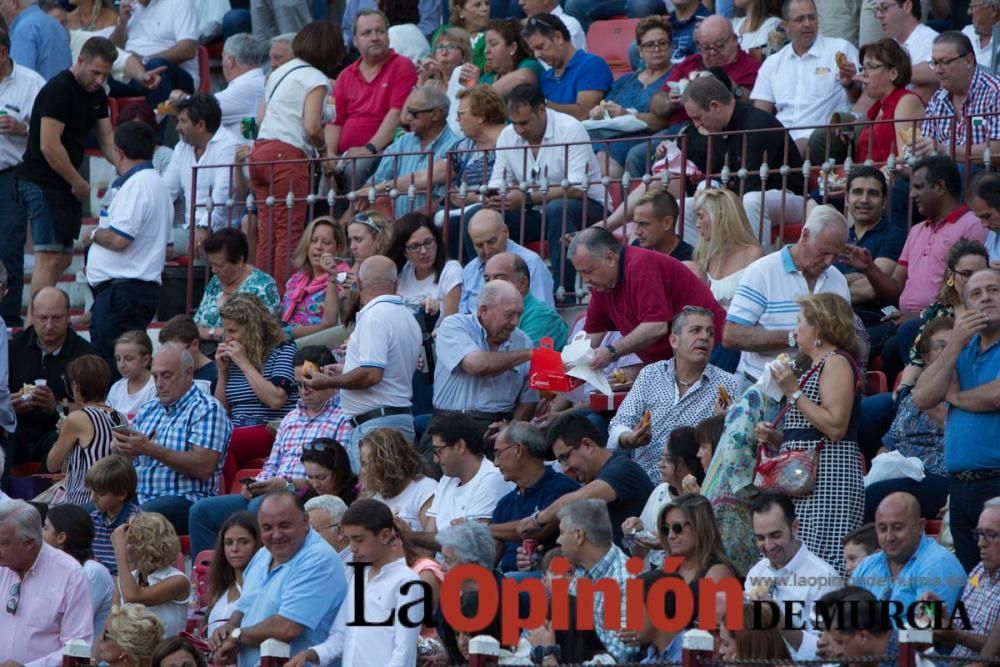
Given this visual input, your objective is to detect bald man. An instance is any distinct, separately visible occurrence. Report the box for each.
[851,491,966,612]
[459,209,554,315]
[304,256,422,472]
[484,252,568,348]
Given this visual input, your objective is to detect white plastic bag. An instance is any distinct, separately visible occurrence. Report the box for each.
[561,332,613,396]
[863,450,926,488]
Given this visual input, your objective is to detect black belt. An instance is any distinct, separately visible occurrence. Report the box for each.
[349,406,412,428]
[433,409,514,423]
[950,470,1000,481]
[743,372,758,384]
[92,278,160,296]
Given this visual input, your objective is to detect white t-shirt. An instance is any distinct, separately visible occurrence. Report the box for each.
[215,68,266,136]
[389,23,430,64]
[731,15,781,51]
[107,375,158,421]
[963,24,994,68]
[902,23,939,67]
[374,476,437,531]
[124,0,200,89]
[259,58,331,154]
[87,168,173,286]
[123,565,190,638]
[397,259,463,311]
[84,559,113,648]
[0,63,44,171]
[427,458,514,528]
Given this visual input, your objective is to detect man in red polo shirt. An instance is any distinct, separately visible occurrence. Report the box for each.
[624,15,760,176]
[325,9,417,189]
[569,226,726,368]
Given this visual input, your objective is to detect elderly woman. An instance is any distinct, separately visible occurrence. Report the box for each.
[215,293,298,427]
[280,216,350,341]
[855,39,924,165]
[459,19,542,96]
[195,228,279,343]
[95,604,165,667]
[419,27,473,91]
[756,293,863,573]
[436,521,501,662]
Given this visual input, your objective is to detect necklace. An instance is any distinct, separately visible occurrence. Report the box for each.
[676,371,700,387]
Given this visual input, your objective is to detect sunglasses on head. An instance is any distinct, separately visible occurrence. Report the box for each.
[6,582,18,615]
[352,213,382,233]
[303,440,336,453]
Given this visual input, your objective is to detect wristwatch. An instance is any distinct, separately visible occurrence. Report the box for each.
[364,142,377,154]
[229,627,242,643]
[605,344,620,362]
[789,390,803,404]
[530,645,560,665]
[787,330,797,348]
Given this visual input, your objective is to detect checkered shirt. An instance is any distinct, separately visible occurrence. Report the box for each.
[952,563,1000,658]
[569,544,640,663]
[922,68,1000,150]
[256,394,352,482]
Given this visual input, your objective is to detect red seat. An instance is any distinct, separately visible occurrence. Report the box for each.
[926,519,942,536]
[179,535,191,557]
[770,222,804,247]
[191,549,215,607]
[109,96,148,127]
[229,468,263,495]
[244,457,267,468]
[204,39,224,62]
[197,45,211,93]
[222,425,277,492]
[526,240,549,258]
[864,370,888,396]
[586,19,640,79]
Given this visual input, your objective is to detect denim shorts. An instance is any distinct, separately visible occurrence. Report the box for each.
[16,179,81,253]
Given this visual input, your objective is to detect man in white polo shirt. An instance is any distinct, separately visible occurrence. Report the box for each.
[84,120,172,378]
[874,0,939,102]
[750,0,860,158]
[303,256,421,472]
[745,492,841,661]
[723,205,850,389]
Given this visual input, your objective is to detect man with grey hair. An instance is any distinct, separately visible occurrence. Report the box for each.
[569,226,726,369]
[608,306,738,483]
[724,205,851,389]
[962,0,1000,69]
[0,499,93,663]
[305,495,351,561]
[490,421,578,573]
[2,0,71,80]
[484,252,568,348]
[215,33,267,136]
[114,343,232,534]
[553,498,638,662]
[357,85,460,217]
[438,520,497,571]
[304,256,421,468]
[430,279,539,450]
[268,33,295,72]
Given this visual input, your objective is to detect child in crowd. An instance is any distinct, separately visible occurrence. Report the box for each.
[86,454,141,575]
[159,314,219,394]
[841,523,878,577]
[112,511,192,638]
[107,331,157,422]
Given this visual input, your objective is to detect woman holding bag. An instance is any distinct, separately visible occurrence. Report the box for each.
[754,293,863,574]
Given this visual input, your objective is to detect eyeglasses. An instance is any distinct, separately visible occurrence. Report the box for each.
[431,442,454,458]
[695,34,733,54]
[494,442,518,457]
[313,522,340,532]
[639,38,670,51]
[930,54,968,69]
[406,106,436,116]
[405,237,437,253]
[872,2,898,16]
[952,268,977,279]
[434,42,464,52]
[555,444,580,463]
[662,521,691,535]
[6,582,18,615]
[973,528,1000,543]
[858,62,888,74]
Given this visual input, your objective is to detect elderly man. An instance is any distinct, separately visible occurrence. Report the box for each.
[914,269,1000,571]
[84,120,173,376]
[491,421,579,572]
[484,253,567,348]
[327,10,417,190]
[0,500,93,665]
[875,0,940,101]
[303,256,421,472]
[210,491,347,666]
[3,0,71,80]
[744,492,839,660]
[359,85,460,217]
[304,495,351,561]
[724,206,851,388]
[851,492,966,610]
[107,0,199,108]
[569,226,725,368]
[8,288,96,467]
[608,306,738,483]
[913,32,1000,163]
[751,0,860,157]
[963,0,1000,68]
[631,191,694,261]
[268,33,295,71]
[188,346,351,555]
[113,343,232,534]
[459,208,553,315]
[971,172,1000,264]
[213,34,267,135]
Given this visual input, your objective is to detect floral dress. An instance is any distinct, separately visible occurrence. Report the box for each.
[194,267,280,329]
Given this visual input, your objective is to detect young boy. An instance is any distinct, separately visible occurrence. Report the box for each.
[158,314,217,393]
[841,523,878,577]
[86,454,140,574]
[289,499,422,667]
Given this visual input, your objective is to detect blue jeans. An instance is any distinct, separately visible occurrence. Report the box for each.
[222,9,252,38]
[563,0,625,30]
[950,476,1000,572]
[109,58,194,109]
[90,280,160,381]
[189,493,267,556]
[344,413,415,474]
[140,495,194,536]
[0,169,27,326]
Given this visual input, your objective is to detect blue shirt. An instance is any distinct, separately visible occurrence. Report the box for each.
[90,500,141,576]
[460,239,554,314]
[492,466,578,571]
[607,69,672,112]
[945,334,1000,472]
[541,49,612,105]
[236,529,347,667]
[641,634,684,664]
[837,215,907,275]
[223,340,299,427]
[133,384,233,504]
[851,535,967,612]
[670,6,711,63]
[10,6,72,80]
[372,125,460,216]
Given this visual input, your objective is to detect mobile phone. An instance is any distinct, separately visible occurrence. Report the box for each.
[483,186,501,197]
[111,425,133,436]
[239,477,257,486]
[881,305,900,317]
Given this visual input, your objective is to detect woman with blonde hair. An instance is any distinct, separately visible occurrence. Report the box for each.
[359,427,436,531]
[341,211,393,324]
[434,0,489,69]
[95,604,165,667]
[216,293,298,427]
[690,188,764,308]
[280,216,351,341]
[111,513,191,637]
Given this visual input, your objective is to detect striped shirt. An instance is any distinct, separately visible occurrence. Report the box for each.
[90,501,141,575]
[223,340,299,427]
[133,384,233,504]
[922,68,1000,151]
[63,406,125,506]
[569,544,638,663]
[727,246,850,380]
[257,394,353,483]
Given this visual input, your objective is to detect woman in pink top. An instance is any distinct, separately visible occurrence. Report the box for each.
[280,216,351,340]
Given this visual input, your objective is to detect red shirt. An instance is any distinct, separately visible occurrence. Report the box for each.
[661,49,761,127]
[332,50,417,152]
[857,87,919,164]
[584,246,726,363]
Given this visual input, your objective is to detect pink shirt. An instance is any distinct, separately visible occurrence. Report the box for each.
[898,206,988,312]
[0,543,94,667]
[333,51,417,152]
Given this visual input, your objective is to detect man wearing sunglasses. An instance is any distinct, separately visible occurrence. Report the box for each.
[0,500,94,665]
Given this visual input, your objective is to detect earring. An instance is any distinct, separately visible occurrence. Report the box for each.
[946,276,955,288]
[815,339,822,348]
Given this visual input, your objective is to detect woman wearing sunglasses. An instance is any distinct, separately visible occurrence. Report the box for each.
[301,437,359,506]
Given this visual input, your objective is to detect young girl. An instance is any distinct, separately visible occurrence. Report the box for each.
[204,512,260,638]
[111,512,191,637]
[107,331,157,422]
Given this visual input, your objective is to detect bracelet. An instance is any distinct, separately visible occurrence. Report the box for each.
[89,227,100,246]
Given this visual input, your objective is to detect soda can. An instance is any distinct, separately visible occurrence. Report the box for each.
[241,117,257,140]
[522,539,538,560]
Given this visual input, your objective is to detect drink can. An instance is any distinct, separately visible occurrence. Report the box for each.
[241,116,257,140]
[522,539,538,559]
